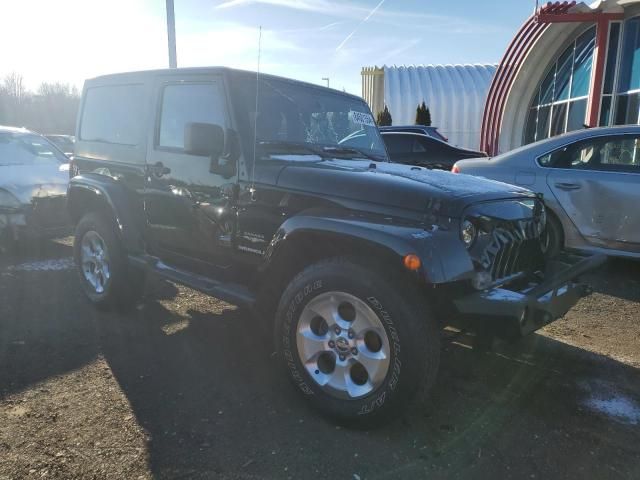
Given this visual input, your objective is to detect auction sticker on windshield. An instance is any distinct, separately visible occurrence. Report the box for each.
[350,111,375,127]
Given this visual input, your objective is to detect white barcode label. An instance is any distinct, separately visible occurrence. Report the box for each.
[350,111,375,127]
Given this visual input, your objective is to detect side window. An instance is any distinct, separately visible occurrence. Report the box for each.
[538,135,640,172]
[598,137,640,171]
[80,84,144,145]
[158,83,226,150]
[412,138,427,153]
[538,147,568,167]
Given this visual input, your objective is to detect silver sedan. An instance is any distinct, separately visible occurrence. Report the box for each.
[453,126,640,259]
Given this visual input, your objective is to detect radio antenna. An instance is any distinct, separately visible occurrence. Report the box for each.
[250,26,262,199]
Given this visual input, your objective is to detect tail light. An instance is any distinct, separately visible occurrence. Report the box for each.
[451,163,460,174]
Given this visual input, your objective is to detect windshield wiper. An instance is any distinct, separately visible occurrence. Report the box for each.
[321,146,380,162]
[258,141,383,162]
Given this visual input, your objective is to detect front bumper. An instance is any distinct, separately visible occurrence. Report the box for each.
[452,253,607,337]
[0,198,70,242]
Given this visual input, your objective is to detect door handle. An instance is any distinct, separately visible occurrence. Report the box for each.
[245,185,257,202]
[554,182,581,191]
[148,161,171,178]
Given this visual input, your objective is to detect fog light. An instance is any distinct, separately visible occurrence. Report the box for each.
[472,271,492,290]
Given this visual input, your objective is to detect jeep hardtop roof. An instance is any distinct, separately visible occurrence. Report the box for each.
[84,67,365,103]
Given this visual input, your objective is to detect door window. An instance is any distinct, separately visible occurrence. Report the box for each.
[539,135,640,172]
[158,83,227,150]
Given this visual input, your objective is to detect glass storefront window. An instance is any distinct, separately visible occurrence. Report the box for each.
[612,17,640,126]
[550,103,568,136]
[603,23,621,95]
[599,96,612,127]
[618,17,640,93]
[524,108,537,144]
[567,99,588,132]
[615,92,640,125]
[524,26,595,144]
[571,29,596,98]
[555,48,574,101]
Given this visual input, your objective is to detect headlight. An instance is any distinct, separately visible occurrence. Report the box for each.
[460,218,476,248]
[0,189,21,211]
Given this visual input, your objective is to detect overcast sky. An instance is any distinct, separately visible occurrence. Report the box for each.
[0,0,534,94]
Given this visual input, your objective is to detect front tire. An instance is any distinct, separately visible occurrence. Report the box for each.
[73,212,145,310]
[541,212,564,259]
[275,257,440,427]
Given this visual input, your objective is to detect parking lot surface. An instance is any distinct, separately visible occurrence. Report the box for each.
[1,239,639,479]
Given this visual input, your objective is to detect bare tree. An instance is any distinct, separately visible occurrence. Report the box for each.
[2,72,26,103]
[0,74,80,133]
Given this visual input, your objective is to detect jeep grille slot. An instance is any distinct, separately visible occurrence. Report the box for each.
[482,220,543,282]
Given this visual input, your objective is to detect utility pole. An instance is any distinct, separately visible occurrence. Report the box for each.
[322,77,330,88]
[166,0,177,68]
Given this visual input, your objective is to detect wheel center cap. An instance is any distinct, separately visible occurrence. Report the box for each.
[335,336,350,353]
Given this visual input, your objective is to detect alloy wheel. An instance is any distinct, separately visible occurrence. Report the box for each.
[80,230,111,294]
[296,291,391,399]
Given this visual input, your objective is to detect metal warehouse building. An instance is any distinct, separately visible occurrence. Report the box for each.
[363,0,640,156]
[361,64,497,150]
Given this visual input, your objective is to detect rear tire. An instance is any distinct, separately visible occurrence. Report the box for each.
[274,257,440,427]
[74,212,145,311]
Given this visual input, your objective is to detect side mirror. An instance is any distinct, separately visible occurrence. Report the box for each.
[214,129,239,179]
[184,122,224,157]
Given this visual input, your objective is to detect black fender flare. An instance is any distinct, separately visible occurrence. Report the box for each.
[67,174,145,253]
[260,211,475,285]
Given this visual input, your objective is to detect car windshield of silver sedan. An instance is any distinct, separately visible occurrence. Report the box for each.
[0,133,68,166]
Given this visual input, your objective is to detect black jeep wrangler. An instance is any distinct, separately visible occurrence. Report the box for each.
[67,68,603,426]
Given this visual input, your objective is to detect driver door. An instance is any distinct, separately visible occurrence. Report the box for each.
[144,76,238,275]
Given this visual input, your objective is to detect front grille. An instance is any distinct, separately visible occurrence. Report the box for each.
[479,219,543,281]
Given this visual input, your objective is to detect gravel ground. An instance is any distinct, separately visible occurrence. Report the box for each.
[0,239,639,479]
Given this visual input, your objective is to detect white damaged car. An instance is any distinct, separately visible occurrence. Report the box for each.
[0,126,70,251]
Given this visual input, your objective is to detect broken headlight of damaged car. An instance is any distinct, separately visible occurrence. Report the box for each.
[460,218,477,248]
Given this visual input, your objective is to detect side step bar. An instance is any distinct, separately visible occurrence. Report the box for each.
[129,255,256,307]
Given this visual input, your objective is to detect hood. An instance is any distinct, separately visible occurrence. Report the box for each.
[276,159,534,217]
[0,163,69,204]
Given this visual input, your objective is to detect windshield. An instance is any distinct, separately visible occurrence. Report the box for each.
[0,132,68,166]
[231,74,387,161]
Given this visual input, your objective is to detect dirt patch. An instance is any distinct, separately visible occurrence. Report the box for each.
[0,358,149,479]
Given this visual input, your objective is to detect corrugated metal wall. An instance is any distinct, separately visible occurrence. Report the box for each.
[362,64,497,150]
[361,67,385,121]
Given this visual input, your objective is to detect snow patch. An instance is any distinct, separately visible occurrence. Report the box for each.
[6,257,74,272]
[580,380,640,425]
[585,395,640,425]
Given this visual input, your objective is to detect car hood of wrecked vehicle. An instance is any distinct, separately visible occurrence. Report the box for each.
[275,159,535,218]
[0,163,69,205]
